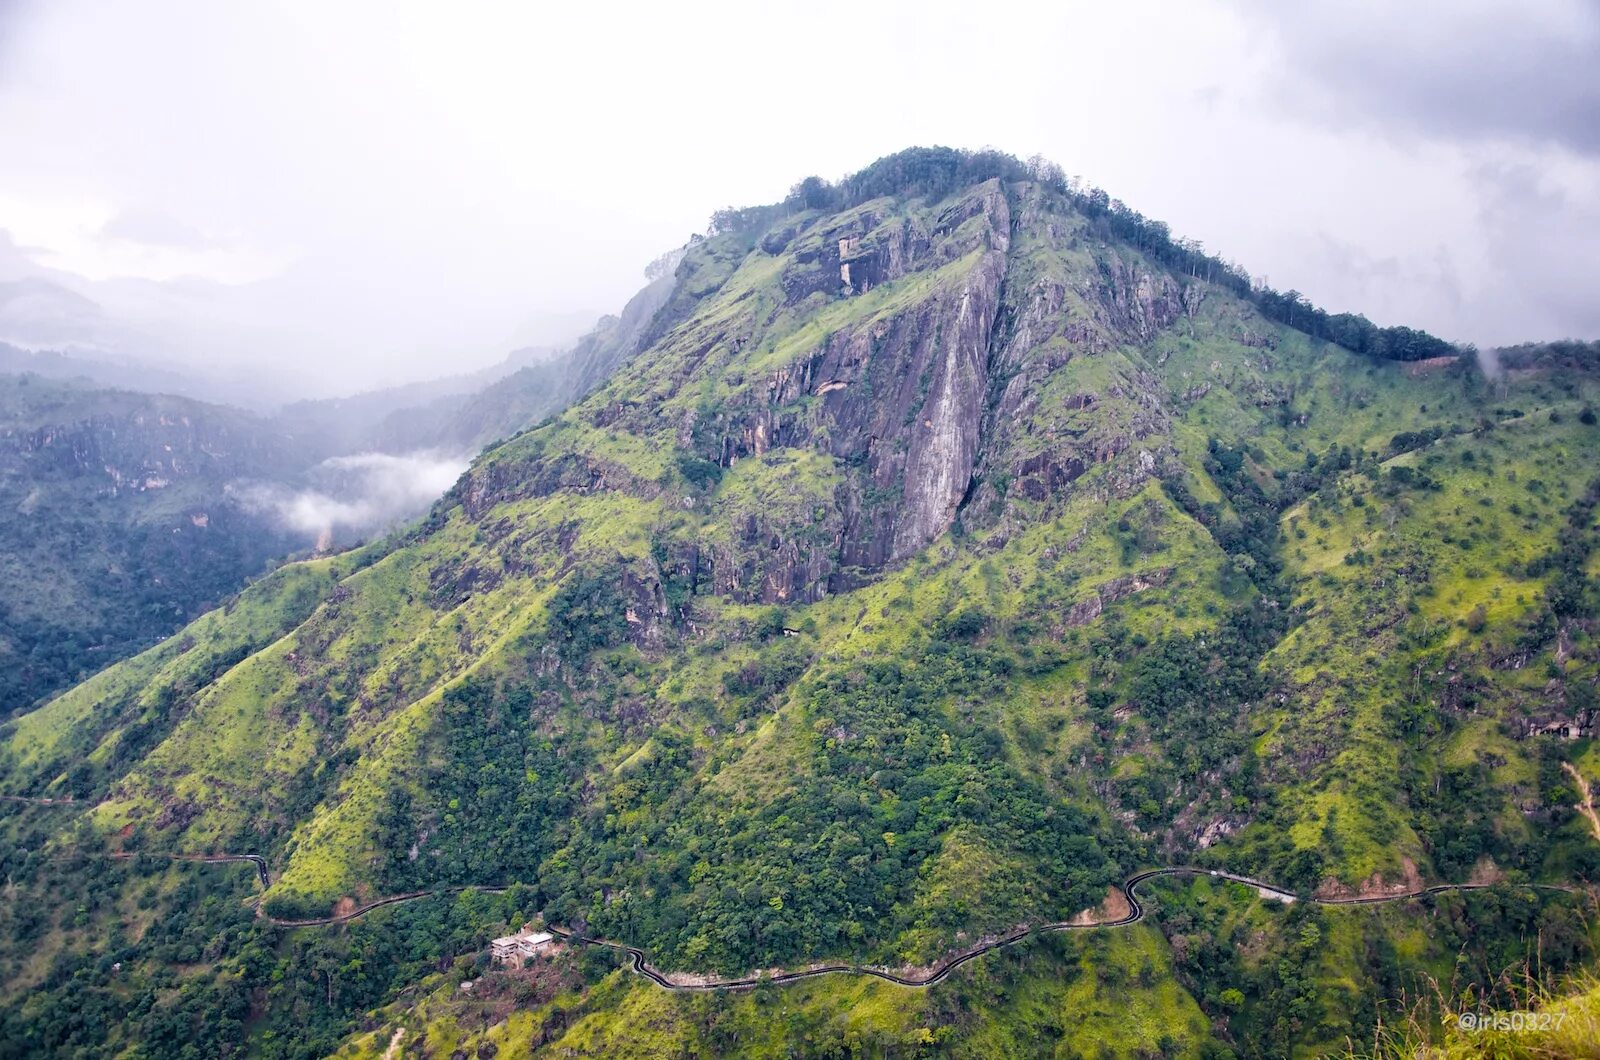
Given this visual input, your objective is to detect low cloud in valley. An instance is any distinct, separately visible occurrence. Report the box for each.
[230,450,469,543]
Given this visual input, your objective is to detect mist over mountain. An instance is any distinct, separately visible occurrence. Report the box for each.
[229,451,470,548]
[0,255,691,718]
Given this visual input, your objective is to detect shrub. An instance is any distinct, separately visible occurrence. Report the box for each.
[674,453,723,489]
[934,608,988,642]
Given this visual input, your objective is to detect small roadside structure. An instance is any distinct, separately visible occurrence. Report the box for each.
[491,926,555,967]
[1531,717,1584,740]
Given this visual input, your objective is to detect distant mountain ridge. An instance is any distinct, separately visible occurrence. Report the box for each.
[296,269,677,455]
[0,373,306,712]
[0,270,684,713]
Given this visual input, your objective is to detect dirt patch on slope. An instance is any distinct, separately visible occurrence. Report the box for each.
[1563,762,1600,844]
[1313,856,1426,900]
[1468,857,1505,886]
[1066,885,1133,926]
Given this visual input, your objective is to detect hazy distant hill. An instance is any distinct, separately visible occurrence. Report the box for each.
[370,275,676,452]
[0,297,676,714]
[0,373,307,712]
[0,341,210,398]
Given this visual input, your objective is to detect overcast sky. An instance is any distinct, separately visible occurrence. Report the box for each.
[0,0,1594,396]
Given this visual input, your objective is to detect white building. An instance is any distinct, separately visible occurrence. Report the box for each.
[491,927,555,966]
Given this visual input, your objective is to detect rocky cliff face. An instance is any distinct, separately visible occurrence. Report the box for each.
[755,180,1014,572]
[452,175,1218,607]
[2,404,301,498]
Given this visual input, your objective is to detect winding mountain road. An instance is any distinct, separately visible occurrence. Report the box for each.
[258,865,1583,992]
[0,794,78,806]
[540,868,1581,992]
[5,791,1582,993]
[107,851,270,889]
[266,885,512,927]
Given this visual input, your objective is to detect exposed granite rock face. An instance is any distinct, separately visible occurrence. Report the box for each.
[457,451,661,519]
[896,189,1009,556]
[626,487,844,610]
[619,565,670,652]
[710,513,841,604]
[776,181,1012,574]
[455,176,1258,606]
[779,206,933,304]
[665,180,1016,588]
[1058,568,1174,630]
[1097,251,1185,340]
[959,184,1179,534]
[840,215,929,293]
[4,406,301,497]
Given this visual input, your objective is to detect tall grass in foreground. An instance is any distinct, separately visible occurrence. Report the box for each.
[1349,969,1600,1059]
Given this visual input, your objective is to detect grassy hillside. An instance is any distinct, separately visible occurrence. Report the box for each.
[2,150,1598,1058]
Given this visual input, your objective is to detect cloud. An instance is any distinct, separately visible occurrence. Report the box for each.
[1,0,1594,388]
[1215,0,1600,345]
[0,229,45,280]
[1297,231,1469,337]
[98,208,216,249]
[1243,0,1600,155]
[230,450,468,542]
[1469,159,1600,342]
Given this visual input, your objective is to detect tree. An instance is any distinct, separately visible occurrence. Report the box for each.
[788,175,837,211]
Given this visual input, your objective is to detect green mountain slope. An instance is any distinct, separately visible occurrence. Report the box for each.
[2,149,1598,1059]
